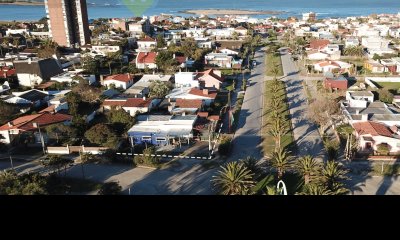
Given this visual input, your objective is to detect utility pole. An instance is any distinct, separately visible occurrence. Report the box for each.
[33,122,46,155]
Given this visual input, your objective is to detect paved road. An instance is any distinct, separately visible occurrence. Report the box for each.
[230,48,265,160]
[347,174,400,195]
[280,49,325,161]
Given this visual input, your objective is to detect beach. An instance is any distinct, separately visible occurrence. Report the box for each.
[181,9,283,16]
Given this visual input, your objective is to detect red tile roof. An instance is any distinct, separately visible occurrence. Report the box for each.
[310,39,330,50]
[175,99,203,109]
[138,36,156,42]
[104,73,133,83]
[0,112,72,131]
[197,69,224,82]
[353,121,393,138]
[0,67,16,77]
[208,115,220,121]
[136,52,157,64]
[103,99,127,107]
[197,112,209,118]
[318,61,340,67]
[123,98,152,108]
[188,88,217,99]
[39,104,56,113]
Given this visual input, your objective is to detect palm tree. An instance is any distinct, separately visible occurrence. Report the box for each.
[241,157,262,180]
[297,184,332,195]
[212,162,255,195]
[294,155,320,185]
[269,119,287,151]
[270,147,292,179]
[320,161,349,192]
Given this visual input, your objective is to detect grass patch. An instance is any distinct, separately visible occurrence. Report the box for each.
[302,81,312,101]
[371,81,400,91]
[372,163,400,176]
[48,176,103,194]
[262,80,294,156]
[220,69,242,76]
[232,93,244,131]
[265,53,283,77]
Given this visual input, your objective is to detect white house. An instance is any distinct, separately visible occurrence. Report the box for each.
[91,45,121,56]
[313,60,352,73]
[103,98,155,116]
[127,114,197,146]
[345,37,360,48]
[341,91,400,126]
[353,121,400,154]
[166,87,217,106]
[51,71,96,85]
[14,58,63,87]
[136,36,156,52]
[219,48,240,56]
[307,51,329,60]
[103,73,135,90]
[135,52,158,69]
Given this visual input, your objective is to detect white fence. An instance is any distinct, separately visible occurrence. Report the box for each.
[47,145,109,155]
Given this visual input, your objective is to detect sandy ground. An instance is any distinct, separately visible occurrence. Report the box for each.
[182,9,282,16]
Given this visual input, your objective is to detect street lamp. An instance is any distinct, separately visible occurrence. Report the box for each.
[277,180,288,195]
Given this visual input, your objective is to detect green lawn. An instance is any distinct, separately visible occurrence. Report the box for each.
[265,53,284,77]
[371,81,400,91]
[262,80,294,156]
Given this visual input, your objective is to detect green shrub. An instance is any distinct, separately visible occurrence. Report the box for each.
[218,136,232,156]
[133,147,160,167]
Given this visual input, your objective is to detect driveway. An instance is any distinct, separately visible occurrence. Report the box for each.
[230,47,265,161]
[280,49,325,161]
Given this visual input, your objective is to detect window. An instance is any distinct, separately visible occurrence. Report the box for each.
[142,136,152,141]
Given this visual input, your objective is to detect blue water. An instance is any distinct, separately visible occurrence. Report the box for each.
[0,0,399,21]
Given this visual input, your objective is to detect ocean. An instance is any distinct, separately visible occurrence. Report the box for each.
[0,0,399,21]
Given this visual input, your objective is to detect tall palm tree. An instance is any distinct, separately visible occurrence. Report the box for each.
[295,155,320,185]
[270,147,292,179]
[297,184,332,195]
[320,161,349,192]
[212,162,255,195]
[269,119,287,151]
[242,157,262,180]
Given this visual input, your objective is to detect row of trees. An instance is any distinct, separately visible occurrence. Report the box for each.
[212,155,349,195]
[0,167,122,195]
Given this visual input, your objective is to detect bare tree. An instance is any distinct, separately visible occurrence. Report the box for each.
[307,96,339,133]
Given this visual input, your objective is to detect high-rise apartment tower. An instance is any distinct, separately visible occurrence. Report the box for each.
[45,0,91,47]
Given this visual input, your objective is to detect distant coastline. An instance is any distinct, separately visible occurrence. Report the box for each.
[180,9,284,16]
[0,1,44,6]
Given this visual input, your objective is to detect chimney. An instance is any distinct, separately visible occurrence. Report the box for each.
[180,85,183,92]
[143,96,146,100]
[203,89,209,95]
[173,53,176,59]
[182,111,186,116]
[356,109,360,115]
[361,114,368,121]
[28,58,31,64]
[8,122,12,127]
[168,97,171,102]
